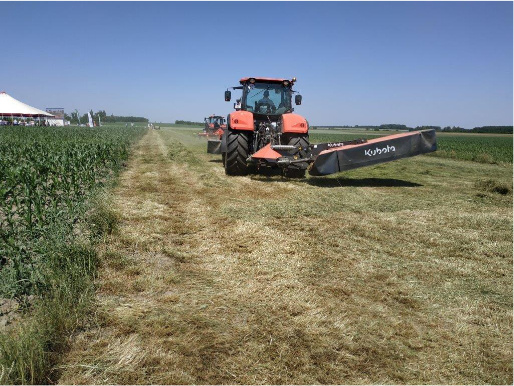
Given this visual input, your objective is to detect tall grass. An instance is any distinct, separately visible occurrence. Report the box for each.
[0,125,144,384]
[0,242,98,384]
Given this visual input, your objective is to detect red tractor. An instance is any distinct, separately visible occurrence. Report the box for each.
[218,77,310,177]
[208,77,437,178]
[199,115,226,138]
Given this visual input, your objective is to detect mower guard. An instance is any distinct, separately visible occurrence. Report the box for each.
[207,139,222,154]
[309,129,437,176]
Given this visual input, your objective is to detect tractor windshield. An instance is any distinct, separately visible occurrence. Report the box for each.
[243,83,292,116]
[207,117,224,125]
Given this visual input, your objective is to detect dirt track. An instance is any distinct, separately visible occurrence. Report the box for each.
[58,128,512,384]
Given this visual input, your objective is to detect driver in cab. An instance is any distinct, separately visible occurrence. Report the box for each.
[258,90,276,111]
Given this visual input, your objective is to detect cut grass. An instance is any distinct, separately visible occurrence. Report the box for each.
[58,127,512,384]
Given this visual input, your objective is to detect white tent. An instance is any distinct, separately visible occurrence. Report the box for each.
[0,91,55,118]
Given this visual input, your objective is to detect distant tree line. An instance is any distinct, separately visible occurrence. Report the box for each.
[64,110,148,125]
[311,125,380,130]
[175,120,203,126]
[312,124,513,134]
[411,125,443,131]
[411,125,512,134]
[470,126,513,134]
[102,115,148,123]
[379,124,408,131]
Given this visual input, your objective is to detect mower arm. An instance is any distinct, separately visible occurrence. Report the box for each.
[308,129,437,176]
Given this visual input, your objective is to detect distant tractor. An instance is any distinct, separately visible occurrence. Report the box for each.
[199,115,226,138]
[208,77,437,178]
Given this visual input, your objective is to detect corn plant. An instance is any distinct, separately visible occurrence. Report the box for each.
[0,125,146,297]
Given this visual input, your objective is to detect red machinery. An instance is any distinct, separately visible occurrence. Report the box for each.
[208,77,437,178]
[199,115,226,138]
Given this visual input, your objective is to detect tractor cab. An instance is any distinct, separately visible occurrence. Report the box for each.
[199,115,226,137]
[204,115,226,130]
[225,77,302,121]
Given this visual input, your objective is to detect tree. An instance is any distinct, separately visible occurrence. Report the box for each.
[68,109,149,125]
[175,120,203,126]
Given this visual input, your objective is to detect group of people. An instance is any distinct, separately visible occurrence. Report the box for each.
[0,119,49,126]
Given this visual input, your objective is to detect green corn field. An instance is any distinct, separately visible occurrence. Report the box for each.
[0,125,146,298]
[432,134,513,164]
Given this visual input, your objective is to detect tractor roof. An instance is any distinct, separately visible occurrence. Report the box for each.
[239,77,292,84]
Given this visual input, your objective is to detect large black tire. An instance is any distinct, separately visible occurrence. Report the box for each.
[225,130,250,176]
[282,134,310,178]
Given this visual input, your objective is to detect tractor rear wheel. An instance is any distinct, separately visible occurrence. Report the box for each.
[282,134,310,178]
[225,130,250,176]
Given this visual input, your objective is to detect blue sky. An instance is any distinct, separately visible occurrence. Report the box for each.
[2,1,512,128]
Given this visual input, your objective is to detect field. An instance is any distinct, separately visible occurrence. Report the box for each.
[0,125,146,383]
[1,126,512,384]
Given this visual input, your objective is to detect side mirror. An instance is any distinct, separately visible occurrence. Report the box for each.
[295,94,302,105]
[225,91,231,101]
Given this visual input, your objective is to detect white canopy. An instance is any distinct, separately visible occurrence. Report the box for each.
[0,92,55,117]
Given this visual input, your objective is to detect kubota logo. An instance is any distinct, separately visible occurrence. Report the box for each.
[365,145,396,157]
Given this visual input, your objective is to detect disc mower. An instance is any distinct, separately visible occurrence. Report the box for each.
[207,77,437,178]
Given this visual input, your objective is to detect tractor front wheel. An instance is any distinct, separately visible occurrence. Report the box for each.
[225,130,251,176]
[282,134,310,178]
